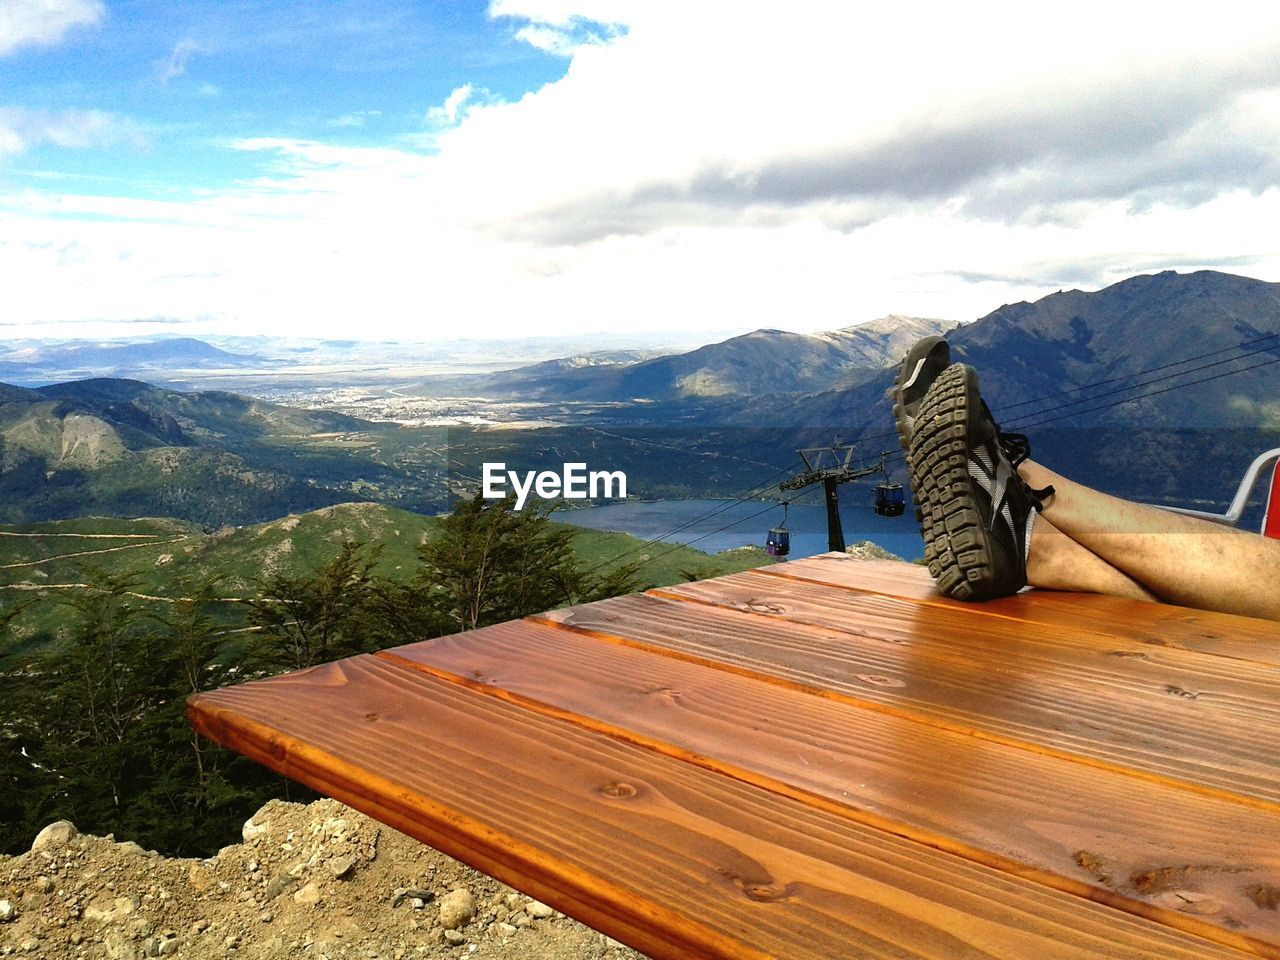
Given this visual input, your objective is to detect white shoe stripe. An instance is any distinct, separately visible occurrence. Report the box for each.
[901,357,928,390]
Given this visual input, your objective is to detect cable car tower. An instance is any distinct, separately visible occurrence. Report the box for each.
[779,446,899,553]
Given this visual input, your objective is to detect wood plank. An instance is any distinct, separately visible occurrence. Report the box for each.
[764,555,1280,665]
[188,656,1252,960]
[534,592,1280,806]
[659,569,1280,726]
[380,620,1280,956]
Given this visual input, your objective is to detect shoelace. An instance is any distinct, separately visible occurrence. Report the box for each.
[981,400,1056,509]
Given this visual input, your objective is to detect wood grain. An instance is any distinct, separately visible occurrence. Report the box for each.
[379,619,1280,955]
[659,569,1280,724]
[188,657,1253,960]
[536,589,1280,807]
[764,556,1280,665]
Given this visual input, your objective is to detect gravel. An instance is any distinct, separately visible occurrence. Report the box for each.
[0,799,649,960]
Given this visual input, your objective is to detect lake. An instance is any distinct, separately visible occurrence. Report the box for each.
[558,497,925,562]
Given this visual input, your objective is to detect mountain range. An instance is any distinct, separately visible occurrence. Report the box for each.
[764,270,1280,513]
[467,315,958,401]
[2,269,1277,524]
[0,379,448,525]
[0,338,265,383]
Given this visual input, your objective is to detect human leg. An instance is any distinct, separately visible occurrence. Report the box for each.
[1019,460,1280,620]
[1023,512,1159,603]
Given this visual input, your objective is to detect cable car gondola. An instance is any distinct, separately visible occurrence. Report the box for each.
[874,481,905,517]
[765,502,790,556]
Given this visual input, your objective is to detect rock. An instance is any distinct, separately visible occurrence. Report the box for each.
[496,922,518,937]
[264,871,298,899]
[438,888,475,930]
[242,814,269,842]
[129,916,155,940]
[0,899,14,922]
[84,895,140,923]
[443,929,466,946]
[31,820,78,852]
[260,911,273,923]
[157,937,180,957]
[293,881,323,906]
[327,855,356,879]
[391,887,433,908]
[115,840,147,857]
[525,899,555,919]
[34,876,54,893]
[103,932,141,960]
[186,862,212,892]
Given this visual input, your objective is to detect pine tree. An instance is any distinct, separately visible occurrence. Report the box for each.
[411,493,584,632]
[245,540,381,670]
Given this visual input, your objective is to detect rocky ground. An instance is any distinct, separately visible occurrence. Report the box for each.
[0,799,650,960]
[844,540,902,562]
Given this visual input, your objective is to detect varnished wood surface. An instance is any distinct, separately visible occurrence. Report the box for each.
[380,619,1280,952]
[188,557,1280,960]
[189,656,1253,960]
[764,555,1280,666]
[538,585,1280,806]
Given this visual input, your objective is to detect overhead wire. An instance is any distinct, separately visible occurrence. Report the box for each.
[833,330,1280,454]
[615,497,797,575]
[1009,349,1280,432]
[995,330,1280,415]
[580,459,804,574]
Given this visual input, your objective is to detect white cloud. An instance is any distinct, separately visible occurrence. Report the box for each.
[425,85,475,127]
[489,0,628,56]
[328,110,381,129]
[0,107,145,157]
[154,38,203,85]
[0,0,103,56]
[421,5,1280,248]
[6,2,1280,341]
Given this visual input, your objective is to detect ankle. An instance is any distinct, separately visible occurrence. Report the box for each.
[1018,460,1059,500]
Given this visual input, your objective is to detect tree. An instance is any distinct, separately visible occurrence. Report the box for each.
[245,540,381,670]
[137,579,288,855]
[14,569,166,838]
[409,493,586,632]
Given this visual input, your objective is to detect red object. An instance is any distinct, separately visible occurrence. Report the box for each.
[1265,459,1280,539]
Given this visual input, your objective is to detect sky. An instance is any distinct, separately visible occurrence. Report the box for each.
[2,1,1280,342]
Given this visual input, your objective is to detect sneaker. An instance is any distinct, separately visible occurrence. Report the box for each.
[907,363,1054,601]
[892,335,951,450]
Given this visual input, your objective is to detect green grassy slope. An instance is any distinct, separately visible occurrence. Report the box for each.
[0,502,773,658]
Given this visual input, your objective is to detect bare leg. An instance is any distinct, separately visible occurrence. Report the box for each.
[1020,460,1280,620]
[1025,514,1159,603]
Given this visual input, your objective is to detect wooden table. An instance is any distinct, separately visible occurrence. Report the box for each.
[188,555,1280,960]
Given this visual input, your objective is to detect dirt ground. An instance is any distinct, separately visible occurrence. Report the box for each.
[0,799,650,960]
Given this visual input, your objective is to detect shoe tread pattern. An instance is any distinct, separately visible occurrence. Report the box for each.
[908,364,998,601]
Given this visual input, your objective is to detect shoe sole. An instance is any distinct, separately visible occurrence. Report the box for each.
[907,364,998,601]
[892,337,948,516]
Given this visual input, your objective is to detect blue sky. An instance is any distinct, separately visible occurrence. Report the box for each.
[1,1,567,200]
[2,2,1280,341]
